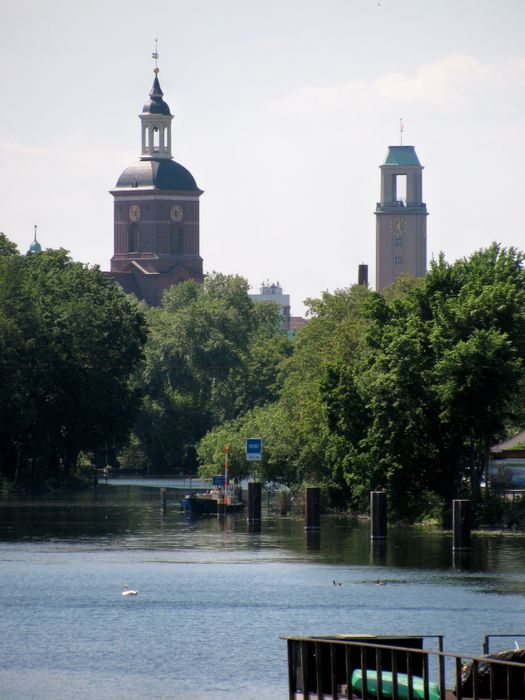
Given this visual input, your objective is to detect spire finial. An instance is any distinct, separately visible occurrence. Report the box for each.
[28,224,41,254]
[400,117,404,146]
[152,39,159,74]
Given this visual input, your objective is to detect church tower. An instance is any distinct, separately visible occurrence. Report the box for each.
[375,145,427,291]
[109,57,203,306]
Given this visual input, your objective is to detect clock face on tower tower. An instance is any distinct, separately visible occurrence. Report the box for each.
[170,205,183,222]
[391,216,407,236]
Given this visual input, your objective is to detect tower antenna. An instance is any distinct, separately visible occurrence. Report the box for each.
[400,117,404,146]
[34,224,37,242]
[152,38,159,74]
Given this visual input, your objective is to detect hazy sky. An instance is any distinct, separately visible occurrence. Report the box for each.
[1,0,524,315]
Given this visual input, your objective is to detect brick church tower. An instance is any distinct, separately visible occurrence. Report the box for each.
[375,145,427,291]
[108,64,203,306]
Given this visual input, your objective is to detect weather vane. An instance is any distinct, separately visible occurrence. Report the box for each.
[400,117,404,146]
[152,38,159,74]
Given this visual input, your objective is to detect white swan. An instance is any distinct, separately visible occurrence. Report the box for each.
[122,584,138,597]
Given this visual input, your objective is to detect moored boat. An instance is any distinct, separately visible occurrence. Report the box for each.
[182,447,244,515]
[181,492,245,515]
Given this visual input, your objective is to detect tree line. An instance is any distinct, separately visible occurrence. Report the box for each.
[198,244,525,519]
[2,232,525,517]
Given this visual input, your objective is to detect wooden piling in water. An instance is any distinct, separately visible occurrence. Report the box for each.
[247,519,261,534]
[370,491,387,539]
[304,487,321,530]
[160,488,167,513]
[247,482,262,524]
[452,499,471,550]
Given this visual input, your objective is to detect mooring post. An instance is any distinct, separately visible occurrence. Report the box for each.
[370,491,387,539]
[452,499,471,550]
[247,482,262,525]
[370,539,387,566]
[452,549,471,570]
[160,487,167,514]
[304,487,321,530]
[305,530,321,551]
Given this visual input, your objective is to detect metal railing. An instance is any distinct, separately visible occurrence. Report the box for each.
[283,635,525,700]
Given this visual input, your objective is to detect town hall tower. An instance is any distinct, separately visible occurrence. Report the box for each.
[375,145,427,290]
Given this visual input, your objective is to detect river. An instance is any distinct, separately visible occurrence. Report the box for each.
[1,481,525,699]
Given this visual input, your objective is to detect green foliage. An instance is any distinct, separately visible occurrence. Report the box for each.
[0,238,147,487]
[197,402,301,486]
[127,273,291,474]
[197,284,374,500]
[0,232,18,257]
[321,243,525,519]
[113,241,525,522]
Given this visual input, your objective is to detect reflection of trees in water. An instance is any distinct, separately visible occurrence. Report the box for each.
[3,489,525,587]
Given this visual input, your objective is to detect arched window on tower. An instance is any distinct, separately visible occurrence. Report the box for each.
[153,127,160,153]
[170,224,184,255]
[129,224,140,253]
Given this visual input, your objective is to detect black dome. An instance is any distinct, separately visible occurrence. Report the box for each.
[115,159,201,192]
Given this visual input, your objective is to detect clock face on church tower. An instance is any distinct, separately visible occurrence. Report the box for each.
[170,205,183,222]
[129,205,141,222]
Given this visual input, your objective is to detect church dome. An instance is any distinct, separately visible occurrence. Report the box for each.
[115,159,202,192]
[27,226,42,254]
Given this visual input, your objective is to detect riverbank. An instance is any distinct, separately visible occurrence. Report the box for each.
[5,473,525,534]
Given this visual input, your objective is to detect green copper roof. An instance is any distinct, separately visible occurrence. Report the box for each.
[384,145,421,166]
[28,240,41,254]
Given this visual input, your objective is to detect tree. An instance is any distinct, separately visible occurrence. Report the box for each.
[0,233,18,257]
[197,284,375,496]
[125,273,291,474]
[0,241,147,486]
[433,328,523,498]
[197,402,301,486]
[320,244,525,518]
[274,284,373,494]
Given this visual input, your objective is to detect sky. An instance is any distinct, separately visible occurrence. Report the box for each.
[1,0,525,316]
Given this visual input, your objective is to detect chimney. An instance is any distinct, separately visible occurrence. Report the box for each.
[358,264,368,286]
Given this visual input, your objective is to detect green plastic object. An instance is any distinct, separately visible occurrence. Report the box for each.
[351,669,440,700]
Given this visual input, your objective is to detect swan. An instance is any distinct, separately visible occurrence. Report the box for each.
[122,585,138,597]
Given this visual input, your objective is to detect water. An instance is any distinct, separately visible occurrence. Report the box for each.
[1,483,525,699]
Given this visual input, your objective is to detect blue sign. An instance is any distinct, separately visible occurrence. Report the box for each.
[246,437,262,461]
[212,475,225,486]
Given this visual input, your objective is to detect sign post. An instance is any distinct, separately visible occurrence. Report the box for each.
[246,438,263,527]
[246,438,262,462]
[224,445,230,505]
